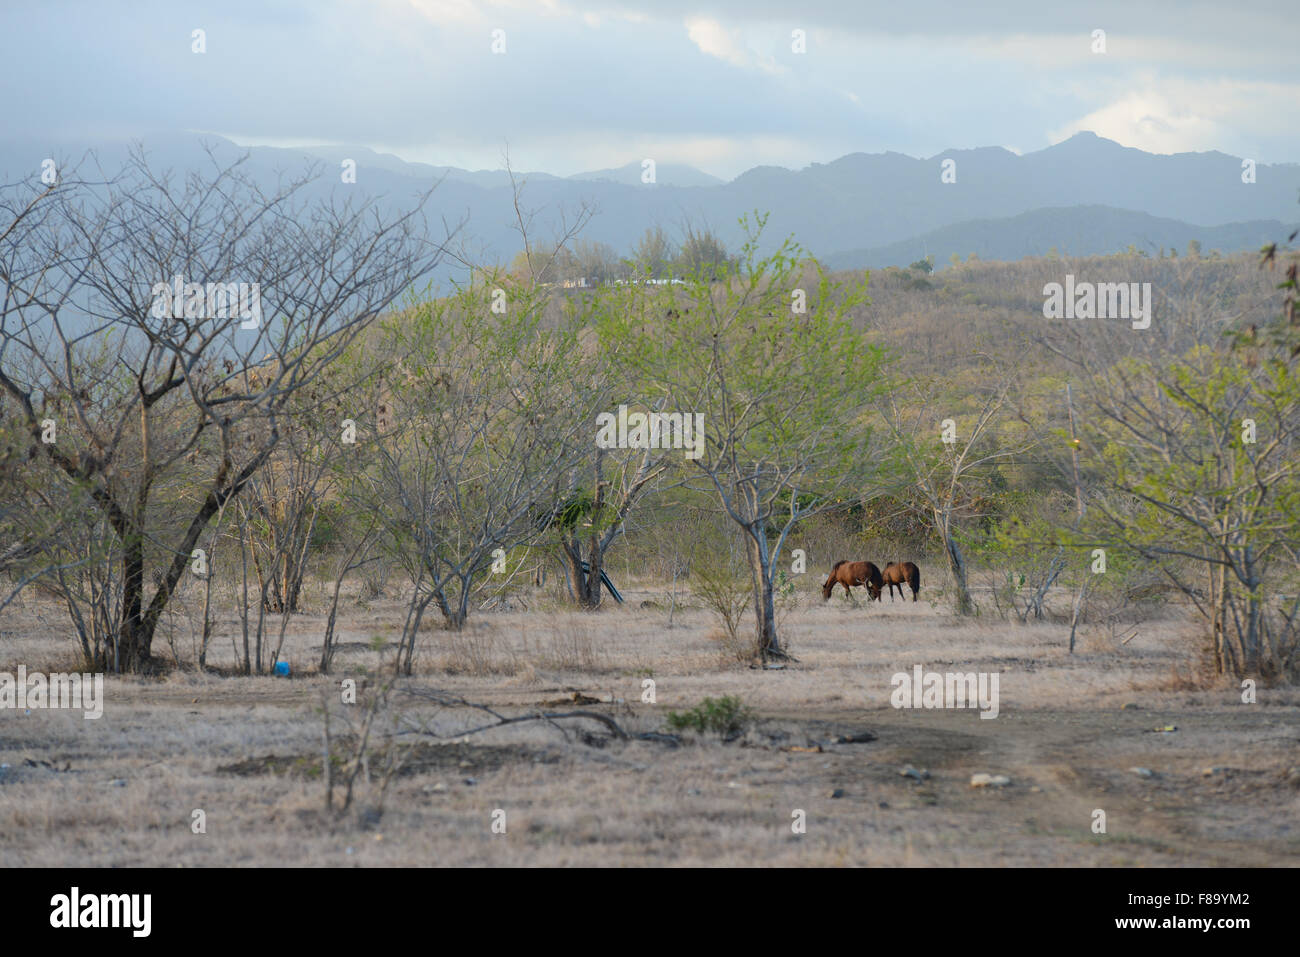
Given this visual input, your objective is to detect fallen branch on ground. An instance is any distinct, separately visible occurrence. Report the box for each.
[395,687,678,745]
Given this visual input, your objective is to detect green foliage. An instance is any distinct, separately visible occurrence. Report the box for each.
[676,224,734,281]
[665,695,753,738]
[1076,339,1300,675]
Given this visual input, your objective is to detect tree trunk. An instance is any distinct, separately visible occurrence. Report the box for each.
[117,527,148,670]
[320,576,346,674]
[938,512,974,616]
[562,535,604,609]
[745,526,781,660]
[1243,545,1260,674]
[399,586,436,675]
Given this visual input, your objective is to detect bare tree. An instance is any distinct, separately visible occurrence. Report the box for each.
[348,276,595,673]
[0,146,453,671]
[504,152,595,286]
[883,362,1035,616]
[543,443,666,608]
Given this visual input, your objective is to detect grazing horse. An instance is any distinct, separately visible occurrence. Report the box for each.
[882,561,921,602]
[822,560,883,602]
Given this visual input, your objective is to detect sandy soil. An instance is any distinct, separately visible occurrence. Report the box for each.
[1,582,1297,866]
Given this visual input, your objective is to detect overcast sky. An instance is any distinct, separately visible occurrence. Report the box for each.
[3,0,1297,179]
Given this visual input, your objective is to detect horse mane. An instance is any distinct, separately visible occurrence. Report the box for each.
[830,559,847,571]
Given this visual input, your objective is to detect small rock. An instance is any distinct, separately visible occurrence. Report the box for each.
[1129,767,1155,778]
[900,765,929,781]
[686,788,702,796]
[424,782,447,793]
[831,731,877,744]
[828,788,845,799]
[1029,786,1042,793]
[1201,766,1226,777]
[878,801,889,809]
[463,777,477,786]
[110,779,127,788]
[970,773,1012,788]
[1121,702,1141,710]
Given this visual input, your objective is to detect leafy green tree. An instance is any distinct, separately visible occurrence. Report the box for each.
[630,226,676,279]
[1074,340,1300,676]
[597,214,888,660]
[676,224,733,281]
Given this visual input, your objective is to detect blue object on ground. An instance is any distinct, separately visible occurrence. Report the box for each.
[579,561,624,604]
[273,661,290,677]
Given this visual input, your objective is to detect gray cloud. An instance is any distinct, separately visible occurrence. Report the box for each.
[2,0,1295,178]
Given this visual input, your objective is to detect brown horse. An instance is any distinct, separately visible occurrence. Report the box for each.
[822,560,883,602]
[882,561,921,602]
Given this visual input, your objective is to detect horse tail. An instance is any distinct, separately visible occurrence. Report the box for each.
[910,564,921,592]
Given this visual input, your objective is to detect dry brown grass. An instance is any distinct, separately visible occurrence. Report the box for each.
[1,576,1297,867]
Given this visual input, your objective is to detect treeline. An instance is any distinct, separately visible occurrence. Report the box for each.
[506,223,736,284]
[2,152,1298,680]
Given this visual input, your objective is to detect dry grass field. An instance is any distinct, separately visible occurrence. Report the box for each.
[2,578,1298,867]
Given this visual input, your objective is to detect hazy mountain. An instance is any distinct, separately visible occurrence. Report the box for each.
[3,131,1298,282]
[823,206,1296,271]
[292,145,564,190]
[568,161,724,188]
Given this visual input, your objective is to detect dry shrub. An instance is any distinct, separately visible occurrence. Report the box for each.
[1156,634,1219,691]
[707,625,755,664]
[688,532,752,644]
[438,627,519,676]
[536,616,604,672]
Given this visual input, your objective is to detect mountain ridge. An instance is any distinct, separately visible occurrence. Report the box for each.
[2,131,1297,279]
